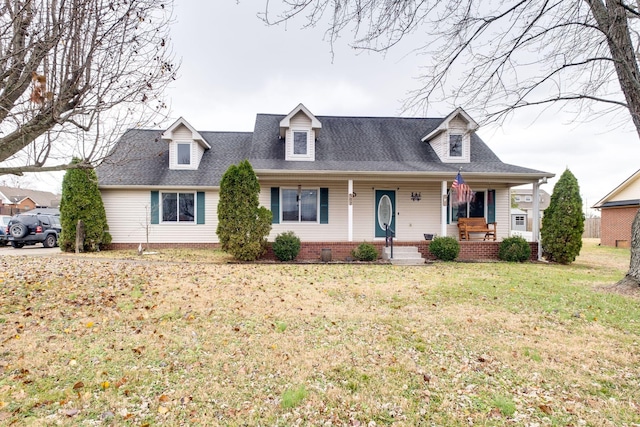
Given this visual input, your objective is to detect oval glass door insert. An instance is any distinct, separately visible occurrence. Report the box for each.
[377,195,392,230]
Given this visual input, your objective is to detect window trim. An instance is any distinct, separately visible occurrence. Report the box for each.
[281,187,320,223]
[175,141,193,167]
[160,191,196,224]
[290,129,311,159]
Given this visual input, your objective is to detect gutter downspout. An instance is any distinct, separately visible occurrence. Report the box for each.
[441,180,448,237]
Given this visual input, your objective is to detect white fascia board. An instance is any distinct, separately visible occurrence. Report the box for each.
[161,117,211,150]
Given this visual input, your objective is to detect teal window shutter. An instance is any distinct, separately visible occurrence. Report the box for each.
[197,192,205,224]
[320,188,329,224]
[271,187,280,224]
[150,191,159,224]
[487,189,496,223]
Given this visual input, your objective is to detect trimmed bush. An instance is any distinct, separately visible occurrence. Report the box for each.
[352,242,378,261]
[272,231,301,261]
[429,236,460,261]
[498,236,531,262]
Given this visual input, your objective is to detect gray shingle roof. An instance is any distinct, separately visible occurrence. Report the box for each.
[97,113,550,187]
[97,129,252,186]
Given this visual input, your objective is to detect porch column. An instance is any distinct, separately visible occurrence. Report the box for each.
[441,180,448,237]
[348,179,354,242]
[532,181,541,259]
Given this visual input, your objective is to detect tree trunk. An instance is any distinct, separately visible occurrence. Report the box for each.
[587,0,640,287]
[75,219,85,254]
[617,209,640,287]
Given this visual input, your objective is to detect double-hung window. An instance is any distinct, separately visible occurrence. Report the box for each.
[293,131,309,156]
[177,142,192,166]
[282,188,318,222]
[162,192,195,223]
[449,134,463,157]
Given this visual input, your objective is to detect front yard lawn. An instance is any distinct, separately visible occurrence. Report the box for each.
[0,239,638,425]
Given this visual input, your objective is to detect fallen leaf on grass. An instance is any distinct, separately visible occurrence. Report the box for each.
[72,381,84,390]
[158,405,169,414]
[158,394,170,403]
[539,404,553,415]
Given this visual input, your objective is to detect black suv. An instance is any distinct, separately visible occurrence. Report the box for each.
[6,209,62,248]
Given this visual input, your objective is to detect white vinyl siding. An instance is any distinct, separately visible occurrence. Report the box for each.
[261,181,345,241]
[101,189,219,244]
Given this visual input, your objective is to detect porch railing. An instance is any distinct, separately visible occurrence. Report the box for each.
[384,223,395,259]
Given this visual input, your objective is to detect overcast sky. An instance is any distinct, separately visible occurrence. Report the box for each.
[22,1,640,213]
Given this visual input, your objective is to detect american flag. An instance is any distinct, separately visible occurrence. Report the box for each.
[451,172,474,206]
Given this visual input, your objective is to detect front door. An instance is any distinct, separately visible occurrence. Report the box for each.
[375,190,396,238]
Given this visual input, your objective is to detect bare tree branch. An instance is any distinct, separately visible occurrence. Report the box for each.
[0,0,177,176]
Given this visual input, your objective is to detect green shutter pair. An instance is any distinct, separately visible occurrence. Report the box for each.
[271,187,329,224]
[150,191,205,224]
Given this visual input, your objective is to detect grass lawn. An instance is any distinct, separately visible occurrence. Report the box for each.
[0,239,638,426]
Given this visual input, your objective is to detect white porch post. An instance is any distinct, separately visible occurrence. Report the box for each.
[532,181,541,260]
[348,179,354,242]
[441,180,448,237]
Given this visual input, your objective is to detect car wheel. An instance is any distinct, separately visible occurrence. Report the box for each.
[9,223,28,238]
[11,241,24,249]
[43,234,57,248]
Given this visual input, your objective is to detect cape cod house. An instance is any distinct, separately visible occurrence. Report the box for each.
[96,104,554,261]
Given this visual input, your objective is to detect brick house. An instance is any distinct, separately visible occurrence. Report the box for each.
[592,169,640,248]
[0,186,60,215]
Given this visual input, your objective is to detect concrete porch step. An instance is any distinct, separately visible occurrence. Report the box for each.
[382,246,426,265]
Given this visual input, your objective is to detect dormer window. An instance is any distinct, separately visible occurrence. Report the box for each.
[177,142,192,165]
[449,134,463,157]
[293,131,309,156]
[280,104,322,162]
[161,117,210,170]
[422,107,477,164]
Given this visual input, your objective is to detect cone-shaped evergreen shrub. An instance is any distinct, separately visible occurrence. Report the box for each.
[59,159,111,252]
[541,169,584,264]
[217,160,272,261]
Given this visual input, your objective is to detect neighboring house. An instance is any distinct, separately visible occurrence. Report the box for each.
[0,186,60,215]
[96,104,554,259]
[512,188,550,220]
[592,169,640,247]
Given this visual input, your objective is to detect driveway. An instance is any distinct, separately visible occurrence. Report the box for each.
[0,244,62,256]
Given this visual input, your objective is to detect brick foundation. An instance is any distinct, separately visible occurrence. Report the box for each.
[107,240,539,262]
[600,206,639,247]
